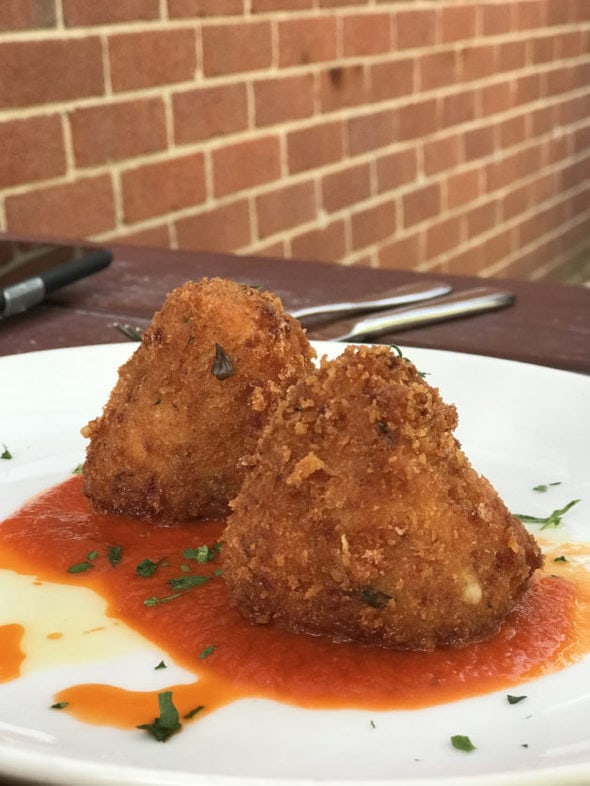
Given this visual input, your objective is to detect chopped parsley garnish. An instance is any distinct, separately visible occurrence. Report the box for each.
[507,694,527,704]
[144,593,183,607]
[370,720,376,729]
[451,734,476,752]
[168,575,209,591]
[136,558,160,577]
[1,444,12,460]
[516,499,580,529]
[183,543,221,563]
[184,705,205,720]
[154,660,167,670]
[137,691,181,742]
[360,587,392,609]
[108,545,122,567]
[86,550,99,561]
[72,463,83,475]
[553,555,568,563]
[211,343,234,380]
[50,701,69,710]
[199,644,216,659]
[67,561,94,574]
[533,482,561,492]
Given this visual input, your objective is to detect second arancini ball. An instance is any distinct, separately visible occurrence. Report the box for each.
[82,278,315,520]
[223,345,542,651]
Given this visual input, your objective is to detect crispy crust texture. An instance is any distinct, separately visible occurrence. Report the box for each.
[82,278,315,520]
[223,345,543,650]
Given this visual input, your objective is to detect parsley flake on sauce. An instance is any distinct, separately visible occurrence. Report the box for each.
[144,593,183,607]
[50,701,69,710]
[108,545,122,567]
[184,705,205,720]
[451,735,476,752]
[154,660,167,670]
[67,561,94,574]
[137,691,181,742]
[199,644,216,659]
[516,499,580,529]
[136,558,160,577]
[72,463,83,475]
[1,444,12,460]
[168,575,209,591]
[183,543,221,564]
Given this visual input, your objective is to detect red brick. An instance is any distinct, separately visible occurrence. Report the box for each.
[175,200,251,253]
[574,124,590,154]
[370,59,415,102]
[498,114,527,149]
[348,109,396,155]
[287,121,344,174]
[322,163,371,213]
[515,0,546,30]
[480,81,516,116]
[531,35,555,64]
[342,13,392,57]
[320,0,363,7]
[254,74,315,127]
[168,0,244,16]
[70,98,167,168]
[253,0,311,10]
[376,148,418,192]
[5,175,115,236]
[402,183,441,228]
[278,16,338,67]
[116,224,172,248]
[0,115,66,188]
[543,133,569,166]
[485,152,521,192]
[351,199,396,250]
[256,181,316,239]
[398,98,438,140]
[558,94,588,126]
[395,9,438,49]
[213,136,281,197]
[173,84,248,145]
[0,0,55,29]
[464,126,495,161]
[446,168,480,209]
[63,0,159,25]
[423,134,462,176]
[556,30,585,58]
[202,21,271,76]
[466,200,498,238]
[291,219,347,263]
[481,2,514,35]
[251,239,286,259]
[109,30,196,92]
[545,65,577,96]
[441,5,477,42]
[447,244,485,276]
[320,64,369,112]
[530,105,554,135]
[496,40,527,72]
[0,38,103,109]
[516,73,542,104]
[547,0,575,24]
[501,182,529,222]
[121,154,206,223]
[441,90,477,128]
[418,50,458,91]
[378,232,422,270]
[425,216,462,259]
[458,44,497,81]
[529,171,556,204]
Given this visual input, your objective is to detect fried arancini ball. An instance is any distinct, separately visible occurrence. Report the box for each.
[223,345,542,651]
[82,278,315,520]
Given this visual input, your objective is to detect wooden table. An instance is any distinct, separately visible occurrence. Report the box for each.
[0,240,588,373]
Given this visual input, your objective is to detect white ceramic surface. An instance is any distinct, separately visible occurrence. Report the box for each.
[0,342,588,786]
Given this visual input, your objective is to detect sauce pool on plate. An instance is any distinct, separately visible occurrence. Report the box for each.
[0,476,589,732]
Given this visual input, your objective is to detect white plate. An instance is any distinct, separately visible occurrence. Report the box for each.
[0,341,588,786]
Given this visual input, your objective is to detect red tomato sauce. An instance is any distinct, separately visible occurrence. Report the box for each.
[0,476,589,730]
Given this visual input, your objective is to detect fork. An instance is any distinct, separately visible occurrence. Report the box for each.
[113,322,144,341]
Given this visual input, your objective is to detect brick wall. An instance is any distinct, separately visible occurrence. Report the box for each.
[0,0,588,280]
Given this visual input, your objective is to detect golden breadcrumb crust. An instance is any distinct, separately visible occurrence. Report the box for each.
[82,278,315,520]
[223,345,542,650]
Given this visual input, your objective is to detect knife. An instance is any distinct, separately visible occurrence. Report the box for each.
[309,288,515,342]
[290,280,451,321]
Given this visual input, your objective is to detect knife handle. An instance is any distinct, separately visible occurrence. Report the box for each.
[319,288,515,342]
